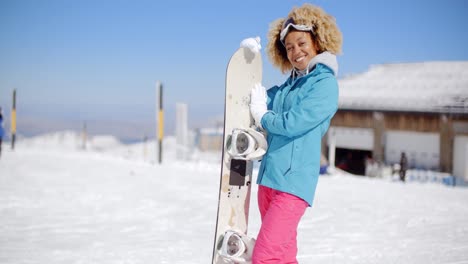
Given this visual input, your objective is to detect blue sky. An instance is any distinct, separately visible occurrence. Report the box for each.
[1,0,467,139]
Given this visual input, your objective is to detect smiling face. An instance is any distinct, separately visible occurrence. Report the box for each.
[284,30,318,71]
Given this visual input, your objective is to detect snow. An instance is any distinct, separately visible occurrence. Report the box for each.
[338,61,468,114]
[1,131,468,263]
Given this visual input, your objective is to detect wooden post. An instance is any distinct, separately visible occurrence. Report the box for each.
[373,112,385,164]
[440,114,453,173]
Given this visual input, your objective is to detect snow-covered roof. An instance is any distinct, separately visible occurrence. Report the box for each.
[338,61,468,114]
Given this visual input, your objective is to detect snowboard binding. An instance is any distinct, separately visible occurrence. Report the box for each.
[226,128,267,160]
[216,230,255,263]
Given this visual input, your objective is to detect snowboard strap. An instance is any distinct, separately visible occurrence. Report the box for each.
[219,230,246,259]
[217,230,255,263]
[226,128,267,160]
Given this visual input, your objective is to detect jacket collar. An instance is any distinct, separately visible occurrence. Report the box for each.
[292,51,338,79]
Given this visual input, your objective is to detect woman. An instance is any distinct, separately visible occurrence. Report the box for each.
[248,4,342,263]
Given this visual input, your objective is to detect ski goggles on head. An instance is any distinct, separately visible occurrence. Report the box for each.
[279,17,314,43]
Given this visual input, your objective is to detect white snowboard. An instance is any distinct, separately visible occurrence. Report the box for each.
[212,47,262,264]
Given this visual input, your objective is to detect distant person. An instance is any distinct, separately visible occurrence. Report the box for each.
[400,152,408,182]
[319,154,329,174]
[0,107,4,158]
[365,155,378,177]
[243,3,342,263]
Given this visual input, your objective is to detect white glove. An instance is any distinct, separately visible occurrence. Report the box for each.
[250,83,267,128]
[240,36,261,53]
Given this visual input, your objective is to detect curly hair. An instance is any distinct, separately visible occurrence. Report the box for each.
[267,4,343,73]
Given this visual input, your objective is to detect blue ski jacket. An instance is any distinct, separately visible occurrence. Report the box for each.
[257,53,339,206]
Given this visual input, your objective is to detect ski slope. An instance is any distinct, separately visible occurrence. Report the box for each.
[1,132,468,263]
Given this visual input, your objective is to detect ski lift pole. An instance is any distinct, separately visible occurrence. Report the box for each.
[11,89,16,150]
[157,81,164,164]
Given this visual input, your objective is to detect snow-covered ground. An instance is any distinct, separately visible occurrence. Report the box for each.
[1,131,468,264]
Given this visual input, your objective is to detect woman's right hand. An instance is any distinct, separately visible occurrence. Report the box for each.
[250,83,267,128]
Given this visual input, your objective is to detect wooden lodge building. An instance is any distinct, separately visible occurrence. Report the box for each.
[324,61,468,181]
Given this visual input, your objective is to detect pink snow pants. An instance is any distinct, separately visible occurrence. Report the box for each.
[252,185,308,264]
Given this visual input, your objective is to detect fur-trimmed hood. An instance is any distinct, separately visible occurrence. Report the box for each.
[267,4,343,74]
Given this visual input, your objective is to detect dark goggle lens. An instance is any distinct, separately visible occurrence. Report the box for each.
[282,17,295,30]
